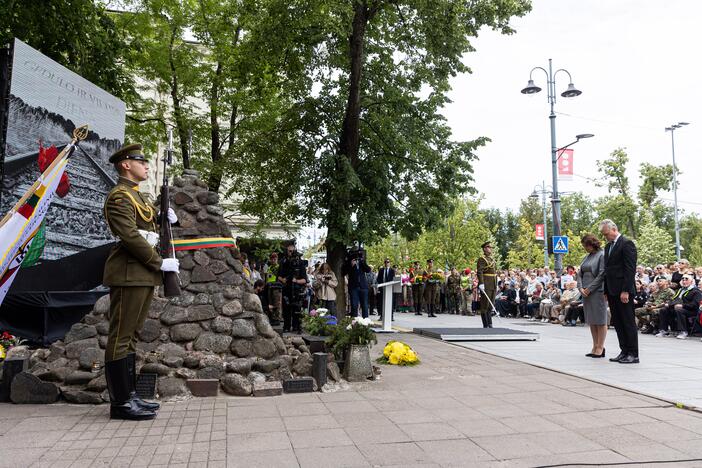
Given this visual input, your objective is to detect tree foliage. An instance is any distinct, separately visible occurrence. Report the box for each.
[639,162,674,208]
[366,198,492,271]
[636,212,676,266]
[1,0,134,100]
[505,217,543,269]
[595,148,638,236]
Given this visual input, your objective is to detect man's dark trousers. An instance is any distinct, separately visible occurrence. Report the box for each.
[350,288,369,318]
[607,295,638,357]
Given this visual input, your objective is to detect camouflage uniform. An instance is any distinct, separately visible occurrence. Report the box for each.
[446,272,462,314]
[635,287,675,332]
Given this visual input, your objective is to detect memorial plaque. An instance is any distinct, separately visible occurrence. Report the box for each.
[136,372,157,399]
[282,376,314,393]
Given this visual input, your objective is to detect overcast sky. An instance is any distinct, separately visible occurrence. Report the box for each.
[443,0,702,216]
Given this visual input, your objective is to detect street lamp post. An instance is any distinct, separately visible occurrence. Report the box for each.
[665,122,689,261]
[521,59,584,274]
[530,181,552,269]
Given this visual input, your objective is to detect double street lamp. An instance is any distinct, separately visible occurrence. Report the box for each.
[521,59,592,273]
[665,122,690,260]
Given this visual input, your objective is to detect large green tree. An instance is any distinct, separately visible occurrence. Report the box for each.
[595,148,638,237]
[222,0,531,313]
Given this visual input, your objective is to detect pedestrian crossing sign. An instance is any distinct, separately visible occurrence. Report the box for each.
[552,236,569,254]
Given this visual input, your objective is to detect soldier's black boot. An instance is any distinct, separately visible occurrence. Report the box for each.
[428,304,436,318]
[480,313,488,328]
[487,313,493,328]
[127,353,160,411]
[105,357,156,421]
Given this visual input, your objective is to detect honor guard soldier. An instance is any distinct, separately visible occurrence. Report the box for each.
[410,261,423,315]
[422,259,439,318]
[477,241,497,328]
[103,143,180,420]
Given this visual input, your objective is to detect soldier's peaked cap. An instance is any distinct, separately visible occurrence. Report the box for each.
[109,143,148,164]
[481,241,492,249]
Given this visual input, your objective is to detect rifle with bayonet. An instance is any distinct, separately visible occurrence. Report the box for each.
[160,129,181,297]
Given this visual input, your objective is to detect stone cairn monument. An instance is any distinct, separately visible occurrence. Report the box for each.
[7,170,327,404]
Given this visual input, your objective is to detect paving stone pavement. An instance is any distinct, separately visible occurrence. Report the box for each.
[3,332,702,467]
[390,312,702,410]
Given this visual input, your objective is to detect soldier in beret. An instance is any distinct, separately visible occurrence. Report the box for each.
[102,143,180,420]
[477,241,497,328]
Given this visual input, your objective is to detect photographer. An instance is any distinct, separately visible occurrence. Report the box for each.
[278,241,308,333]
[314,263,339,315]
[342,246,371,318]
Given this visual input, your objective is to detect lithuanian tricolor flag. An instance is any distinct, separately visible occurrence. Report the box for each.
[172,237,237,251]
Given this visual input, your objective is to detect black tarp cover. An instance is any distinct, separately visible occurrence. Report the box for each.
[0,243,114,345]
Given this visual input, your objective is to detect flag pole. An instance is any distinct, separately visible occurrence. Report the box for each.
[0,125,88,228]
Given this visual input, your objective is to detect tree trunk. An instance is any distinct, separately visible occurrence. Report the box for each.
[328,1,372,317]
[207,27,241,193]
[168,26,190,169]
[207,61,223,191]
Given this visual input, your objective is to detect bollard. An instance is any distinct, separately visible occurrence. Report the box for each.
[312,352,327,390]
[0,357,28,402]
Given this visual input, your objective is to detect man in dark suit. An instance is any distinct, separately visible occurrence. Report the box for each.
[600,219,639,364]
[376,259,395,320]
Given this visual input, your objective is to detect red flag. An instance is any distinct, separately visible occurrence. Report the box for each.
[535,224,545,240]
[38,143,70,197]
[557,149,574,180]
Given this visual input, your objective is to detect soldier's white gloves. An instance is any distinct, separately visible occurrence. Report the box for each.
[161,258,180,272]
[167,207,178,224]
[478,284,485,292]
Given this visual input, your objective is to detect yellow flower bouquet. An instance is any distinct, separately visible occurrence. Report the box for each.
[377,341,420,366]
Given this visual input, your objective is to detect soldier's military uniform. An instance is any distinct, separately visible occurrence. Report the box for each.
[410,263,423,315]
[422,260,439,318]
[477,242,497,328]
[103,144,164,421]
[635,286,674,333]
[265,258,283,324]
[446,272,462,314]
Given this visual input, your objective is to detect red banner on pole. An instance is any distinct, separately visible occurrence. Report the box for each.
[535,224,545,240]
[558,148,574,180]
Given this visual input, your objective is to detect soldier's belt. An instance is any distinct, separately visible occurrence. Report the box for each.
[138,229,159,248]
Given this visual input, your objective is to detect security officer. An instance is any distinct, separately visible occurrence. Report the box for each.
[422,259,438,318]
[103,143,180,420]
[278,241,308,332]
[410,261,423,315]
[477,241,497,328]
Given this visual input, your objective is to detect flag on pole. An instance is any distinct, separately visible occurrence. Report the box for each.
[557,149,574,180]
[535,224,545,241]
[0,148,70,305]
